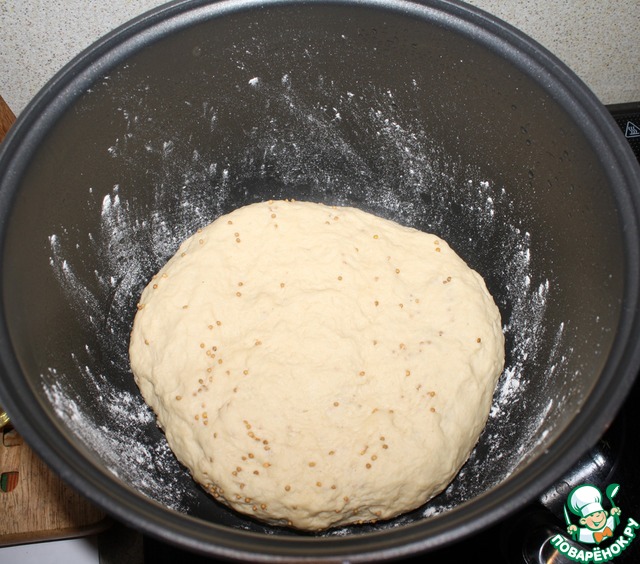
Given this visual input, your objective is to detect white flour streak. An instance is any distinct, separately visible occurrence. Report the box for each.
[46,185,198,511]
[43,370,194,510]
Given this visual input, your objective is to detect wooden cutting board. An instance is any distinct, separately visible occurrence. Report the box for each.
[0,95,15,140]
[0,94,110,546]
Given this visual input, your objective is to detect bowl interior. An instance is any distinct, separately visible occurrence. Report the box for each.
[0,0,635,558]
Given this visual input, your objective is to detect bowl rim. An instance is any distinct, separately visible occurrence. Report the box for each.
[1,0,639,560]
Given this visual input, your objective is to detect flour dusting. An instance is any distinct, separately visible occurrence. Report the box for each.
[44,67,571,531]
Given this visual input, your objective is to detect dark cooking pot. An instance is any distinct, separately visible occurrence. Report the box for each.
[1,0,639,560]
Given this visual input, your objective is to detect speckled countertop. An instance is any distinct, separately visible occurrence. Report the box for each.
[1,0,638,115]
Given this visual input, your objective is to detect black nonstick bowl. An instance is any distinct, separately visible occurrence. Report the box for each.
[0,0,639,561]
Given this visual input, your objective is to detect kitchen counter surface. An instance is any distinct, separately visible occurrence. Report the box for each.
[1,0,639,116]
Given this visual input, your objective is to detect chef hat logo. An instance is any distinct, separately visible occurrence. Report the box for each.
[568,485,605,518]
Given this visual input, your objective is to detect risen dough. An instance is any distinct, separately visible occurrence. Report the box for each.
[129,200,504,530]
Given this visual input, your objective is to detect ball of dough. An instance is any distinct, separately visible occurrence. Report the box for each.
[129,200,504,530]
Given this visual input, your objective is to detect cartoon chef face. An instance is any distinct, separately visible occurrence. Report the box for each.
[581,509,609,531]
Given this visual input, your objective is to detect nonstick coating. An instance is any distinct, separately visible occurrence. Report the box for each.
[1,0,639,561]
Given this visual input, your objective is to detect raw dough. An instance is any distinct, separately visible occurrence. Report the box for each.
[129,200,504,530]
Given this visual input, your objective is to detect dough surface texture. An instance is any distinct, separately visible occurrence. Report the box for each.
[129,200,504,530]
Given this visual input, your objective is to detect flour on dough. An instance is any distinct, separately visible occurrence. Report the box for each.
[129,200,504,530]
